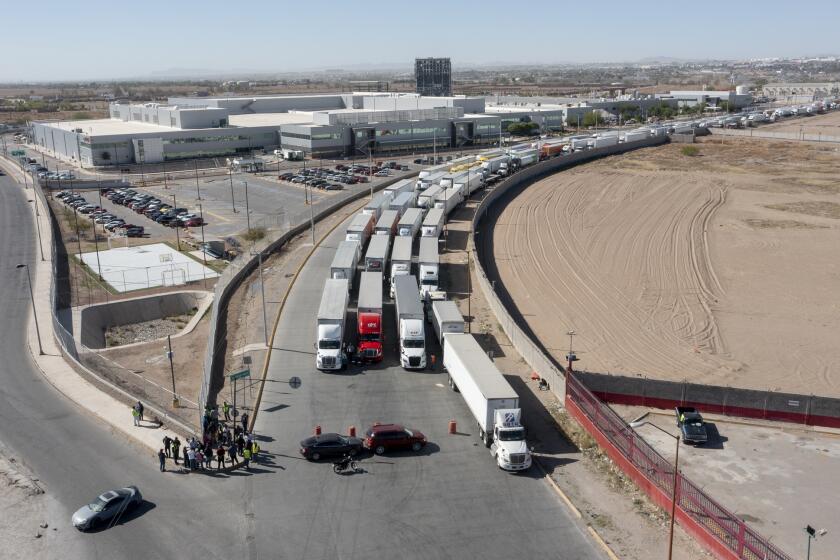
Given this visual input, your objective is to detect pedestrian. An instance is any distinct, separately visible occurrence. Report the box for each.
[251,441,260,464]
[223,400,231,421]
[236,433,245,456]
[189,437,198,451]
[242,447,251,471]
[346,342,356,365]
[217,445,225,469]
[189,448,198,470]
[241,412,249,433]
[158,449,166,472]
[228,443,237,464]
[163,435,172,458]
[172,437,181,464]
[131,407,140,426]
[183,445,190,468]
[136,401,144,422]
[204,447,212,469]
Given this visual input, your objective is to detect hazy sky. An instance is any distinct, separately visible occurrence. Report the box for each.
[0,0,836,81]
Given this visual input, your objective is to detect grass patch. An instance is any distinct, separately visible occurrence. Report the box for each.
[765,201,840,219]
[680,145,699,157]
[242,226,267,242]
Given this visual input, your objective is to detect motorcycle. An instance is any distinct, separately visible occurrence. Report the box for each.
[333,454,362,474]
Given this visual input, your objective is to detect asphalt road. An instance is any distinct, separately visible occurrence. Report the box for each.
[251,212,605,559]
[0,173,244,559]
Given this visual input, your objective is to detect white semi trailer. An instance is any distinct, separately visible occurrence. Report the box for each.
[394,275,426,370]
[315,279,349,371]
[443,333,532,471]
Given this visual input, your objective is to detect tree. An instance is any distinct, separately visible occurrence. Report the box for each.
[506,122,539,136]
[582,111,603,128]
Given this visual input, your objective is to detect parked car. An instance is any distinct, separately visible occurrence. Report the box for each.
[183,217,204,227]
[299,433,364,461]
[72,486,143,531]
[675,407,709,445]
[363,423,427,455]
[125,227,145,238]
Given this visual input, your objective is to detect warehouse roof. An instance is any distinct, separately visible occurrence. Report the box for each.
[228,112,315,127]
[39,118,173,135]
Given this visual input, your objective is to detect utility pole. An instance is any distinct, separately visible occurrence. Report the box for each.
[198,203,208,289]
[167,335,179,407]
[258,250,268,347]
[244,181,251,235]
[28,199,45,261]
[566,330,576,372]
[172,194,181,251]
[193,159,201,200]
[16,264,43,355]
[308,183,315,245]
[228,168,237,213]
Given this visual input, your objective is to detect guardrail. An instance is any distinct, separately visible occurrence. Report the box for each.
[469,136,794,560]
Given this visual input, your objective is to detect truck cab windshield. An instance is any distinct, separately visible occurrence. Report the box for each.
[497,428,525,441]
[359,333,379,342]
[403,339,424,349]
[318,340,341,350]
[421,278,437,286]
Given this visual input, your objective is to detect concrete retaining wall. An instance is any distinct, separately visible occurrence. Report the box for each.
[79,290,212,349]
[470,135,669,402]
[710,127,840,143]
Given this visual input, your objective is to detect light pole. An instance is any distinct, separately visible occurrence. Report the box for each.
[16,264,43,355]
[629,420,680,560]
[566,330,578,372]
[257,249,268,347]
[244,180,251,235]
[228,168,237,213]
[27,199,45,261]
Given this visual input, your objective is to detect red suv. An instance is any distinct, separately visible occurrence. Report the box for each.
[363,423,427,455]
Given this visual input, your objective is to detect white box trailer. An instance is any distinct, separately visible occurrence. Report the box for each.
[439,170,469,190]
[394,275,426,369]
[431,300,464,344]
[455,171,485,197]
[416,171,447,191]
[388,191,414,217]
[622,130,649,143]
[443,333,531,470]
[481,155,510,176]
[418,236,439,297]
[330,240,360,291]
[385,179,414,199]
[363,192,392,221]
[374,209,399,236]
[389,236,413,298]
[571,138,589,151]
[421,208,445,238]
[512,148,539,169]
[364,234,390,273]
[417,185,443,209]
[434,184,464,215]
[593,135,619,148]
[345,213,375,249]
[397,208,423,238]
[316,278,349,371]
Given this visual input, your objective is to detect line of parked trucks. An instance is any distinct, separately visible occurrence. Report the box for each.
[311,149,541,470]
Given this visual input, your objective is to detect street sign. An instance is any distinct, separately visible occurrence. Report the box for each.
[11,150,25,156]
[229,368,251,381]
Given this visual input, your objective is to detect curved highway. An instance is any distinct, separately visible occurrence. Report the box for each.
[0,172,242,559]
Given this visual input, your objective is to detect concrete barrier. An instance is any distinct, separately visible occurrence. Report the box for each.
[78,290,212,349]
[470,136,669,401]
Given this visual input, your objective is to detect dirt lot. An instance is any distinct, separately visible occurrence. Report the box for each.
[760,109,840,137]
[490,137,840,396]
[616,406,840,560]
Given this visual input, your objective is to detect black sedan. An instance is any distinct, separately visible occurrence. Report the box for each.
[72,486,142,531]
[300,433,363,461]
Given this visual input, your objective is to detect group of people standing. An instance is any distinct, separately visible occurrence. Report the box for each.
[155,400,260,473]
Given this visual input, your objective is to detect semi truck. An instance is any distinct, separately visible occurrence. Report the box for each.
[439,170,469,190]
[316,278,349,371]
[434,184,464,215]
[511,148,539,169]
[385,179,414,199]
[345,213,375,249]
[454,172,484,197]
[364,234,390,273]
[388,191,414,218]
[397,208,423,238]
[418,236,439,298]
[443,333,531,471]
[394,275,426,370]
[389,236,413,298]
[374,209,399,236]
[415,171,447,191]
[362,192,392,221]
[357,271,384,363]
[481,155,511,176]
[593,135,618,148]
[421,208,445,238]
[431,300,464,343]
[417,184,443,209]
[330,240,360,291]
[279,148,304,161]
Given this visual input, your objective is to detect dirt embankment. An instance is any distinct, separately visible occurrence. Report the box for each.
[491,138,840,395]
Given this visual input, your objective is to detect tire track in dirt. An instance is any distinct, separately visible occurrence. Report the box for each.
[491,164,741,382]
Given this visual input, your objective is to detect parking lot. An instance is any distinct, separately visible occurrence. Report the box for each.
[626,409,840,560]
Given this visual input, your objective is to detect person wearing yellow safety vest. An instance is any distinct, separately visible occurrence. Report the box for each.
[242,447,251,471]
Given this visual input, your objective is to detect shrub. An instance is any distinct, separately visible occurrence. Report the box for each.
[681,145,699,157]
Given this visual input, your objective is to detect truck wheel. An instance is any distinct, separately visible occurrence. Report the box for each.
[374,445,386,455]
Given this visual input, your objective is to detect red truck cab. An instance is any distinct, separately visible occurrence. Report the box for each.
[357,311,383,362]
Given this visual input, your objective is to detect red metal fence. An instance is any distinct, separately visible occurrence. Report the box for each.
[566,372,793,560]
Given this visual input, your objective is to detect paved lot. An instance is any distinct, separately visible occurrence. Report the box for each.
[250,211,605,559]
[631,411,840,560]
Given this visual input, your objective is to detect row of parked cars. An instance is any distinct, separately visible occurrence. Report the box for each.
[279,167,361,190]
[56,190,145,237]
[24,161,75,180]
[102,188,205,229]
[299,423,427,460]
